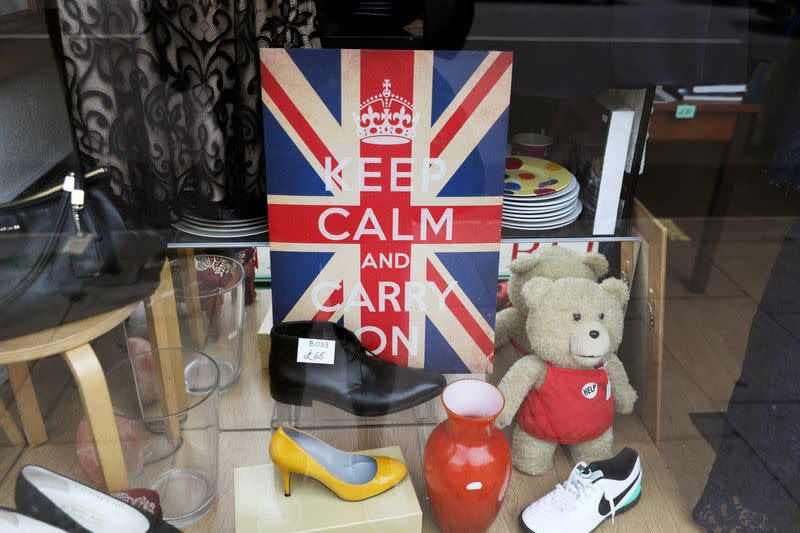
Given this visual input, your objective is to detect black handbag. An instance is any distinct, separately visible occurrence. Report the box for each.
[0,168,166,340]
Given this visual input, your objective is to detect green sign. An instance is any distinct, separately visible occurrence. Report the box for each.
[675,104,696,119]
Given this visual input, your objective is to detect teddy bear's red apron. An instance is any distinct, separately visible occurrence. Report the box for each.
[517,363,614,444]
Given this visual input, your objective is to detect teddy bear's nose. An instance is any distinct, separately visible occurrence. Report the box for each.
[589,330,600,339]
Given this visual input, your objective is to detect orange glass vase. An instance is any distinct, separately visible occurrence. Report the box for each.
[424,379,512,533]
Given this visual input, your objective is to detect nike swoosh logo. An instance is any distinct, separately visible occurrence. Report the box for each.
[597,471,641,516]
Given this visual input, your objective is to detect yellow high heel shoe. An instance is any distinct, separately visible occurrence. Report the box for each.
[269,426,408,501]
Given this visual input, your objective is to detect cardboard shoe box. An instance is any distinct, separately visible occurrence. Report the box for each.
[234,446,422,532]
[257,304,272,368]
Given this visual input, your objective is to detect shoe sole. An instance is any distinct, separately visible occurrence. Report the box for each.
[272,385,443,417]
[517,488,642,533]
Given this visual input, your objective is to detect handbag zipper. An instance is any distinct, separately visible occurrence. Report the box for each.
[71,197,84,237]
[63,172,85,237]
[1,168,102,305]
[0,166,109,211]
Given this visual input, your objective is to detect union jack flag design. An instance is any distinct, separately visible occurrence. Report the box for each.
[261,49,512,373]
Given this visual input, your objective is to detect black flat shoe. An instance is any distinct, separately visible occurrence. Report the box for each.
[0,508,66,532]
[270,321,446,416]
[15,465,182,533]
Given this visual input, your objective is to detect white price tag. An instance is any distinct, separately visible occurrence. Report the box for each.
[296,338,336,365]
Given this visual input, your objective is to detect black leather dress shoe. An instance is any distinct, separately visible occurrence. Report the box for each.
[15,465,182,533]
[270,321,446,416]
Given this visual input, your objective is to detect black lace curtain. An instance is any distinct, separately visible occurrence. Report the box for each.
[56,0,319,225]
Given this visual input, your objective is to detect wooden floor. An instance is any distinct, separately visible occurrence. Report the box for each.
[657,216,796,510]
[0,216,791,532]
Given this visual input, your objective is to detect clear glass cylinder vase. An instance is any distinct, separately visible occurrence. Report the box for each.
[105,348,220,528]
[170,254,245,391]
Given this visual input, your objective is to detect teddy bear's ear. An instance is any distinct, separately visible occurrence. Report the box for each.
[601,278,630,308]
[582,252,609,279]
[521,277,553,310]
[508,253,541,276]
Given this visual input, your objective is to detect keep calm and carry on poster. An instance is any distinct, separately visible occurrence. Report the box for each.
[260,49,512,373]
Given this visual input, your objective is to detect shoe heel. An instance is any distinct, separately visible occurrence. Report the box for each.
[272,389,313,407]
[279,468,292,496]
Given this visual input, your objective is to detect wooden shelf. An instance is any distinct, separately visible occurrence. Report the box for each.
[168,228,639,249]
[650,101,762,143]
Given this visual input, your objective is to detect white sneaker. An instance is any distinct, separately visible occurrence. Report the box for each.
[519,448,642,533]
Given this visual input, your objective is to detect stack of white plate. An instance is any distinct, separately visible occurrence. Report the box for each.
[173,213,268,239]
[502,156,582,231]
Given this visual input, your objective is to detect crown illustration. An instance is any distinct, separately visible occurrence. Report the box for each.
[353,79,419,145]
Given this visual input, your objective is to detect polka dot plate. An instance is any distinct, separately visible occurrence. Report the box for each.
[502,200,583,230]
[503,156,576,197]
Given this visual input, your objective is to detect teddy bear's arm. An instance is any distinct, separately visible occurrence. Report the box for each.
[494,307,525,347]
[496,354,547,428]
[605,354,638,415]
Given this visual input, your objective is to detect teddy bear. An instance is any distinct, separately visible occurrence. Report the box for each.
[492,247,608,380]
[496,276,638,475]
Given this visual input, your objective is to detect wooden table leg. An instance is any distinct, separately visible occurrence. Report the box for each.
[63,344,129,492]
[147,261,183,351]
[7,362,47,446]
[177,248,206,348]
[0,395,24,446]
[689,113,755,293]
[145,261,187,440]
[146,261,188,410]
